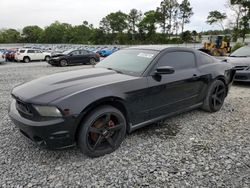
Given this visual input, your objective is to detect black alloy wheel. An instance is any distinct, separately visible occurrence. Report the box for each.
[78,106,126,157]
[202,80,226,112]
[89,58,96,65]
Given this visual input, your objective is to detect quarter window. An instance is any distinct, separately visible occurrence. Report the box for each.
[157,51,196,70]
[200,53,214,65]
[27,50,35,53]
[71,51,80,55]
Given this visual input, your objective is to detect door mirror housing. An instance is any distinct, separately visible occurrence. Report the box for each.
[155,66,175,75]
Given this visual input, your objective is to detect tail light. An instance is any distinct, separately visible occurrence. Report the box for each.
[96,53,100,58]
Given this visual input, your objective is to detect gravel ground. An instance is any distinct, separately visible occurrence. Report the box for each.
[0,62,250,187]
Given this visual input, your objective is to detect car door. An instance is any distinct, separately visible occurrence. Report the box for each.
[146,50,204,119]
[80,50,89,64]
[27,50,36,60]
[36,50,44,60]
[68,50,81,64]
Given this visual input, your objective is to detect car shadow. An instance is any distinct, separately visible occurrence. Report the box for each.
[233,81,250,88]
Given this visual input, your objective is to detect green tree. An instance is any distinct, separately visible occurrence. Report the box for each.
[0,29,21,43]
[22,26,43,43]
[206,11,227,30]
[181,30,192,42]
[105,11,128,33]
[179,0,193,33]
[128,9,142,40]
[157,0,179,35]
[43,21,73,43]
[230,0,250,42]
[100,17,111,34]
[138,11,159,37]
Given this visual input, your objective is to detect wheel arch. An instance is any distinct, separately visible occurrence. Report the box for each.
[74,96,131,140]
[23,56,30,61]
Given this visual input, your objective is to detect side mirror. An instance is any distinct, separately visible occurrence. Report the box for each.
[155,66,175,75]
[69,53,73,56]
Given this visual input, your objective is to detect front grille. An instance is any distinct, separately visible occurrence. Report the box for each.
[235,75,248,80]
[234,66,249,71]
[16,100,33,116]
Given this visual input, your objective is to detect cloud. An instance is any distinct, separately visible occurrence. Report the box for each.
[0,0,228,31]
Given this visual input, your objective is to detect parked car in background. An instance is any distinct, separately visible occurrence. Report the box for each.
[48,49,100,67]
[15,49,51,63]
[98,47,119,57]
[9,46,235,157]
[226,46,250,82]
[2,49,18,62]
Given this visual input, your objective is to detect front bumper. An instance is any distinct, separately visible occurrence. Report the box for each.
[48,59,60,66]
[8,100,78,149]
[234,70,250,82]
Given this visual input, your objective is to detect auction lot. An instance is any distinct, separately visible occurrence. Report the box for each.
[0,62,250,187]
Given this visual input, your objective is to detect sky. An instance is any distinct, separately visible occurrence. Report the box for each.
[0,0,229,32]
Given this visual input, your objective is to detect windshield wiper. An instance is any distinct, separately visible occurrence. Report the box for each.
[107,68,124,74]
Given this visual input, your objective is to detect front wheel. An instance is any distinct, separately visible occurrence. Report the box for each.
[201,80,227,112]
[77,106,126,157]
[60,59,68,67]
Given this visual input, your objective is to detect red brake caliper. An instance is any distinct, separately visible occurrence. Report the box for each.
[108,120,115,128]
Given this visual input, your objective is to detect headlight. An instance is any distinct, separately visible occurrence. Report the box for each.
[33,105,62,117]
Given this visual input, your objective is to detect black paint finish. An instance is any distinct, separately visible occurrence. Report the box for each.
[9,46,235,149]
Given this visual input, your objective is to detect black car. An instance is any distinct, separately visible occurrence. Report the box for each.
[9,46,235,157]
[48,49,100,66]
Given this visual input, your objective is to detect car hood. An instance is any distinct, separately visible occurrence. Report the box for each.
[226,57,250,67]
[12,68,137,104]
[51,54,66,58]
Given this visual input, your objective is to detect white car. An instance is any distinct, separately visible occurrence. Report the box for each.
[15,49,51,63]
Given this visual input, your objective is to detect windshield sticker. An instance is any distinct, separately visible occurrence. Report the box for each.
[137,53,154,58]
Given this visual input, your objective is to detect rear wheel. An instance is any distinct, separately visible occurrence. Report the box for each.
[60,59,68,67]
[45,56,50,61]
[23,57,30,63]
[77,106,126,157]
[89,58,96,65]
[201,80,227,112]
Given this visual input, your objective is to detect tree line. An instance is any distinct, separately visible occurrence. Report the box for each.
[0,0,249,44]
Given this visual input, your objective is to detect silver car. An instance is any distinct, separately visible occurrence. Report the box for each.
[226,46,250,82]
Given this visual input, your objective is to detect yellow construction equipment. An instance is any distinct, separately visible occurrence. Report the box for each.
[200,36,231,56]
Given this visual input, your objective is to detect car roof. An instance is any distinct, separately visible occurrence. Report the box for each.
[127,45,197,52]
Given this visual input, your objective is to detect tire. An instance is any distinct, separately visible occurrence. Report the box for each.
[89,58,96,65]
[23,57,30,63]
[60,59,68,67]
[201,80,227,112]
[77,105,126,157]
[45,56,50,62]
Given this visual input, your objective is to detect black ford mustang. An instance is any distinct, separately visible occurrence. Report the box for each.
[9,46,235,157]
[48,49,100,66]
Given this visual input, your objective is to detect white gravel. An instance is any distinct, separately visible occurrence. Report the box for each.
[0,61,250,187]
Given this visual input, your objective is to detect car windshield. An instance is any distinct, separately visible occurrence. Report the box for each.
[96,49,158,76]
[230,46,250,57]
[62,50,73,55]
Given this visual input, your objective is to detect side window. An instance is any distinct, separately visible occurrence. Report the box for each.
[71,51,80,55]
[19,50,25,53]
[199,53,214,65]
[157,51,196,70]
[27,50,35,53]
[81,50,88,55]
